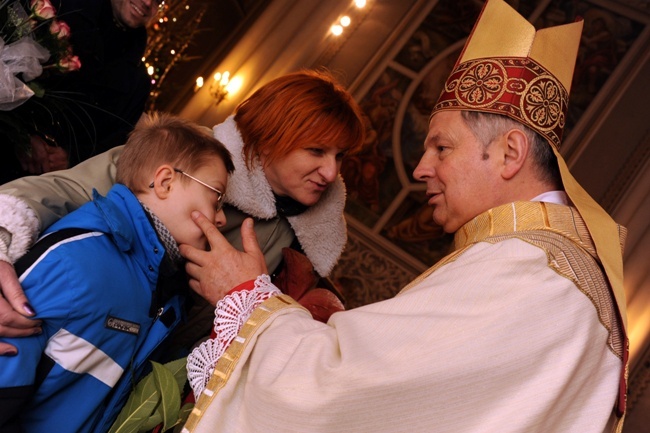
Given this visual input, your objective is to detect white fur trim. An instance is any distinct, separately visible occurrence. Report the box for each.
[213,116,276,218]
[287,176,347,277]
[0,194,40,263]
[213,116,347,276]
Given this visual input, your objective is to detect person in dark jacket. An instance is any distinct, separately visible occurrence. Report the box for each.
[0,112,234,433]
[2,0,158,182]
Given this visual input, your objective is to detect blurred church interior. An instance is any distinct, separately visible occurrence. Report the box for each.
[148,1,649,430]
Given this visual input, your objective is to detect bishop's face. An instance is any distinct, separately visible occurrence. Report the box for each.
[413,110,501,233]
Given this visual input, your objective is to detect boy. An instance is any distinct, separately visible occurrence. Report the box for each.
[0,112,234,433]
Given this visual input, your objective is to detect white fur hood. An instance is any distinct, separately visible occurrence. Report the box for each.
[213,116,347,277]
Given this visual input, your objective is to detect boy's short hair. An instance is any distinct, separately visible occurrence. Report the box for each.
[116,112,235,192]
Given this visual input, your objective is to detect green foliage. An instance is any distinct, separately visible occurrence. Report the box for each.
[108,358,193,433]
[173,404,195,433]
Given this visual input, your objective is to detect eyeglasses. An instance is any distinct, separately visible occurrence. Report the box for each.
[174,168,226,212]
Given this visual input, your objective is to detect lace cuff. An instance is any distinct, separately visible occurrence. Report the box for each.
[187,274,280,398]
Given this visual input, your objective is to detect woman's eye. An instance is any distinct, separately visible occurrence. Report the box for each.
[307,148,324,156]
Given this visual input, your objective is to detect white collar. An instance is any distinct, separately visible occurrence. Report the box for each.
[531,190,569,206]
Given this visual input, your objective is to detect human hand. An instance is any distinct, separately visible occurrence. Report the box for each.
[0,261,42,356]
[180,212,267,306]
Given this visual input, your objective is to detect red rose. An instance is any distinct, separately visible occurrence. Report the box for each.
[49,20,70,39]
[30,0,56,20]
[58,54,81,72]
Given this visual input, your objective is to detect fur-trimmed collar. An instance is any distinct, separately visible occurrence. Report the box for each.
[213,116,347,277]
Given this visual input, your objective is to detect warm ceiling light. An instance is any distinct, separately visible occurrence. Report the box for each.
[355,0,367,8]
[340,16,351,27]
[331,24,343,36]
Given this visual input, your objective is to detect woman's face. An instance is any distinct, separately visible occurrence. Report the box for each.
[262,143,347,206]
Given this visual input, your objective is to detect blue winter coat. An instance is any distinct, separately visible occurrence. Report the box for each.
[0,184,185,432]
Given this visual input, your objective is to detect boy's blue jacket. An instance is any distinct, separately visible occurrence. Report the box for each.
[0,184,185,432]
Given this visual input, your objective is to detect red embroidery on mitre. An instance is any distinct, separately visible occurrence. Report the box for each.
[433,57,569,151]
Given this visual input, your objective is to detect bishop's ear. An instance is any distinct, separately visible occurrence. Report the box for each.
[500,128,529,180]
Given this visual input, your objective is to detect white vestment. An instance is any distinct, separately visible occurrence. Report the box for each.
[184,201,624,433]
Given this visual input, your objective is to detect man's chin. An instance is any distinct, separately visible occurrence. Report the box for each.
[432,214,453,233]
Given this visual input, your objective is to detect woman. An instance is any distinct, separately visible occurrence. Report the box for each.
[0,69,365,356]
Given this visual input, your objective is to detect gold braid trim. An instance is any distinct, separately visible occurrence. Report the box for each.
[183,294,304,432]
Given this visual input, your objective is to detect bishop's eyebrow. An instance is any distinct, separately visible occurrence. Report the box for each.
[424,132,442,149]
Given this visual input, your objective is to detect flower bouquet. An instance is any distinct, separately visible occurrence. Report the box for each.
[0,0,80,153]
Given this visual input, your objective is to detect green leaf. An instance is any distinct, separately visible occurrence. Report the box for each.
[172,403,196,433]
[163,356,189,394]
[26,81,45,98]
[152,361,181,431]
[140,407,163,431]
[108,367,161,433]
[107,358,189,433]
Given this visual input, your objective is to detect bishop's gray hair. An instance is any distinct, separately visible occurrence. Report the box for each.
[460,111,562,189]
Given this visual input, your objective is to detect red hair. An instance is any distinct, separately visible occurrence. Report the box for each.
[234,69,365,169]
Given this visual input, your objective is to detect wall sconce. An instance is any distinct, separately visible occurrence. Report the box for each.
[195,71,243,106]
[210,71,231,105]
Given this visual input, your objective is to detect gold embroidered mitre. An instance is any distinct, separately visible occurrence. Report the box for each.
[432,0,582,150]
